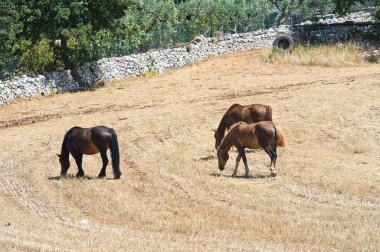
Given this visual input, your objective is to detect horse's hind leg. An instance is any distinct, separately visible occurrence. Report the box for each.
[98,149,108,178]
[240,149,250,177]
[71,151,84,177]
[263,146,277,177]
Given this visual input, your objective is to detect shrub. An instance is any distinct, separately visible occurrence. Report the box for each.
[18,38,63,74]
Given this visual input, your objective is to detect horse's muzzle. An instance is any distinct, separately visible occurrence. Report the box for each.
[218,164,225,171]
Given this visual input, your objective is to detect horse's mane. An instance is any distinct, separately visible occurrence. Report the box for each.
[218,121,245,150]
[217,104,241,133]
[229,121,245,130]
[224,103,241,115]
[61,127,77,155]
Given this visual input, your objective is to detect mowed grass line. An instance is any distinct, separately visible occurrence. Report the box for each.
[0,49,379,251]
[261,44,375,67]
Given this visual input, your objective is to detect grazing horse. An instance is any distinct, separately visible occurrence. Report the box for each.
[213,103,272,149]
[217,121,285,177]
[58,126,121,179]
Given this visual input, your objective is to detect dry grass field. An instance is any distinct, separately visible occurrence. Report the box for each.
[0,49,379,251]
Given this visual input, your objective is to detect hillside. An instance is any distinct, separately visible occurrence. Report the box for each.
[0,49,379,251]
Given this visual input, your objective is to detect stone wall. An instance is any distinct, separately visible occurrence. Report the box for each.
[291,22,379,45]
[0,10,377,105]
[293,11,378,45]
[0,26,290,105]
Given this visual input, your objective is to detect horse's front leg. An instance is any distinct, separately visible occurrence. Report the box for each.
[71,150,84,177]
[232,152,241,177]
[98,150,108,178]
[240,149,250,177]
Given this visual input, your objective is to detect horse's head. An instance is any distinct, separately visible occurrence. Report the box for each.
[217,148,229,171]
[57,154,70,176]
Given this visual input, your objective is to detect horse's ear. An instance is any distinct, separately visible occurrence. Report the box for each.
[211,129,216,132]
[56,154,61,158]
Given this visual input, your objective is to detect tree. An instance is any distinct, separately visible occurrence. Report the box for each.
[241,0,271,31]
[121,0,178,50]
[375,0,380,21]
[14,0,134,83]
[333,0,364,15]
[176,0,215,39]
[0,0,22,77]
[269,0,305,25]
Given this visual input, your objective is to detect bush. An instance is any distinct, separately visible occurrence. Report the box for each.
[18,38,63,74]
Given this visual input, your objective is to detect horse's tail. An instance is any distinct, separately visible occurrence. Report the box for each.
[109,128,121,179]
[265,106,273,121]
[274,124,285,147]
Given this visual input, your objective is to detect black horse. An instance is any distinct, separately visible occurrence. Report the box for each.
[58,126,121,179]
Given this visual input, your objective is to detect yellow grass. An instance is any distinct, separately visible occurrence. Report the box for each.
[262,44,367,67]
[0,49,379,251]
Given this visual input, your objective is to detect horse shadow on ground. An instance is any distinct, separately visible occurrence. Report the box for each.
[48,174,117,180]
[210,173,273,180]
[196,150,257,162]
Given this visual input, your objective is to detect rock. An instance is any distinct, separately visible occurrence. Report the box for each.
[79,219,89,226]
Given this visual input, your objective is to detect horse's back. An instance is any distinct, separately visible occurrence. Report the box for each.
[228,103,242,111]
[237,121,276,147]
[254,121,285,147]
[246,104,272,122]
[91,126,113,144]
[234,123,261,149]
[238,121,275,136]
[227,104,271,123]
[67,126,113,154]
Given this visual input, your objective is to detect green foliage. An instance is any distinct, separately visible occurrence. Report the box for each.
[0,0,376,77]
[176,0,215,40]
[0,0,22,75]
[241,0,271,31]
[18,38,63,73]
[374,0,380,22]
[175,0,270,40]
[92,29,119,58]
[270,0,306,25]
[66,25,93,66]
[122,0,178,49]
[15,0,133,70]
[333,0,364,15]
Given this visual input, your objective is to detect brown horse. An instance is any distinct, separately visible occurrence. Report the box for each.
[58,126,121,179]
[213,103,272,149]
[217,121,285,177]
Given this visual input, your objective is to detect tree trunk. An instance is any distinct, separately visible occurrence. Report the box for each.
[59,36,86,88]
[275,10,287,26]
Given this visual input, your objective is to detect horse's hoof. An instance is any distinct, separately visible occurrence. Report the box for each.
[270,172,277,177]
[76,173,84,178]
[114,172,121,179]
